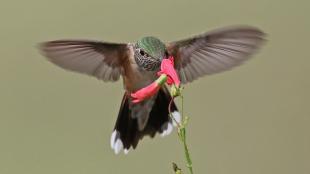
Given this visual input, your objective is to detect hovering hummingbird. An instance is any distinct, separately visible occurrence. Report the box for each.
[40,26,265,154]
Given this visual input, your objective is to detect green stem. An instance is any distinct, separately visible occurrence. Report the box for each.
[179,96,193,174]
[180,127,193,174]
[170,93,194,174]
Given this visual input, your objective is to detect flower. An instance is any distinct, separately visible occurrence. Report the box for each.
[157,56,180,86]
[131,75,167,103]
[131,82,161,103]
[131,56,181,103]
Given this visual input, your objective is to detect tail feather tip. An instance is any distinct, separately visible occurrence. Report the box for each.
[110,130,126,154]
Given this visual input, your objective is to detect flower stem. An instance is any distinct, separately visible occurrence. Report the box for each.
[180,126,193,174]
[169,94,194,174]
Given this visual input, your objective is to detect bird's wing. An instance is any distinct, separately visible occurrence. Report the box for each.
[39,40,131,82]
[166,26,266,84]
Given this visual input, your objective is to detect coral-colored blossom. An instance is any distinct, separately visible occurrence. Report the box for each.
[131,56,180,103]
[131,82,161,103]
[157,56,180,86]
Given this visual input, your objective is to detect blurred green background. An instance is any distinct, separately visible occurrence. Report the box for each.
[0,0,309,174]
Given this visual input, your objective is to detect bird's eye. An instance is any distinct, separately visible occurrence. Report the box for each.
[139,49,145,56]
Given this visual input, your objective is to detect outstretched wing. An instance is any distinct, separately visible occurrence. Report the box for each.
[40,40,131,82]
[166,26,266,83]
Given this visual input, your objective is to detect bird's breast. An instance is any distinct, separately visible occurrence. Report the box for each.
[122,46,157,92]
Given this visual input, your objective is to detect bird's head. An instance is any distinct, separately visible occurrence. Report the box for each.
[134,36,167,71]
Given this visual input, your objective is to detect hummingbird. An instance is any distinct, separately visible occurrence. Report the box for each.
[39,26,266,154]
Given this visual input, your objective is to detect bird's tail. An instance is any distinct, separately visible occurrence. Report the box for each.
[110,87,180,154]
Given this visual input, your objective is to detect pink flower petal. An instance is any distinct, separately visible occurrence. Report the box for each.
[131,82,160,103]
[158,56,180,86]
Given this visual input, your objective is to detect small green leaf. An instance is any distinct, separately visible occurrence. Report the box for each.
[170,85,183,97]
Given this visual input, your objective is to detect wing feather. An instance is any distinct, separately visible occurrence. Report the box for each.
[40,40,131,82]
[167,26,266,83]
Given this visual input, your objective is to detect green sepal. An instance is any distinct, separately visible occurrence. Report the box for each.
[155,74,167,86]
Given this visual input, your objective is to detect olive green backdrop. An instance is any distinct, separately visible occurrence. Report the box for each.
[0,0,309,174]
